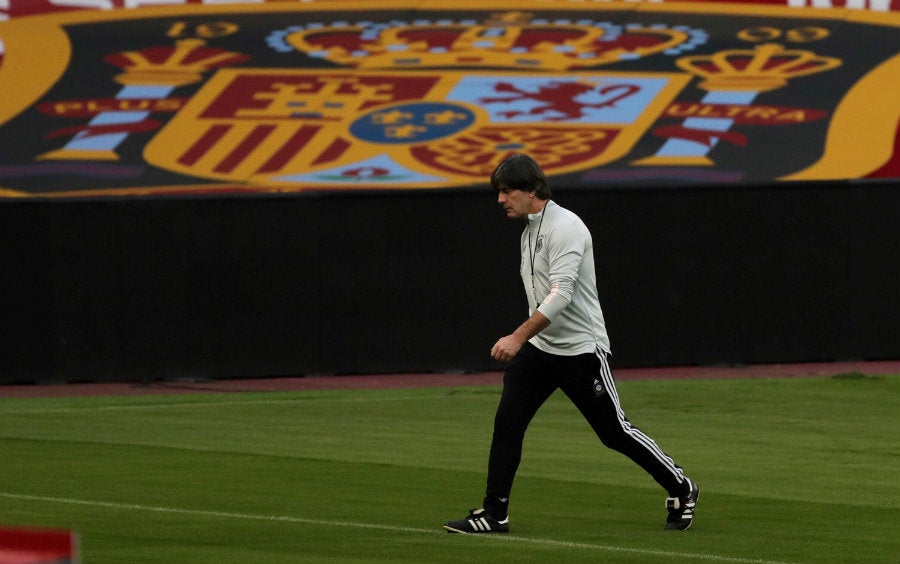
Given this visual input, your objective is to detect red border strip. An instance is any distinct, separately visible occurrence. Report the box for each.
[2,0,899,21]
[1,360,897,398]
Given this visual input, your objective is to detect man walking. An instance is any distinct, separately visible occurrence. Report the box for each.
[443,154,698,534]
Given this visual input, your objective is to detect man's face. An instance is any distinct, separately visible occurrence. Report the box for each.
[497,186,536,219]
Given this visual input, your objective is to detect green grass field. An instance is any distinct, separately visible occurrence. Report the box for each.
[1,373,898,563]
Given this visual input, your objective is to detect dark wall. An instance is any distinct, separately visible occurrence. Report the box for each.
[1,181,898,384]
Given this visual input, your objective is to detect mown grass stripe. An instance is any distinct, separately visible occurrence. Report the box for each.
[0,491,792,564]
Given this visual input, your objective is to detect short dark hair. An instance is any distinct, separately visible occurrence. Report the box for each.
[490,154,551,199]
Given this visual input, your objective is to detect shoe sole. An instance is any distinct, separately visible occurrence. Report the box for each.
[442,524,509,534]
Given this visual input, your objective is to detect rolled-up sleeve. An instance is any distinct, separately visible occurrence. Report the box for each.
[536,222,584,322]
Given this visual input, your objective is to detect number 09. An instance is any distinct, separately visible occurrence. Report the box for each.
[738,26,830,43]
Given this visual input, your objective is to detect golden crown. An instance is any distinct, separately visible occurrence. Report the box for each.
[105,39,250,87]
[268,12,704,71]
[675,43,841,92]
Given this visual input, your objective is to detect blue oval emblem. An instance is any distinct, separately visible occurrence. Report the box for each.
[350,102,476,144]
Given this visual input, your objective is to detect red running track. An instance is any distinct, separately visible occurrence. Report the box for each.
[1,360,898,399]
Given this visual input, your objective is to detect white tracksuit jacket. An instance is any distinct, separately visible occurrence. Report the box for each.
[520,200,611,356]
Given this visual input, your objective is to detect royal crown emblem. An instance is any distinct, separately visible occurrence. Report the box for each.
[106,39,251,87]
[675,43,841,93]
[268,11,706,71]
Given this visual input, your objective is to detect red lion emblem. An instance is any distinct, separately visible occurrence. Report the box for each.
[479,81,640,121]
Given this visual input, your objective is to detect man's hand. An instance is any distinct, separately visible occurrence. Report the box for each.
[491,334,525,362]
[491,311,551,362]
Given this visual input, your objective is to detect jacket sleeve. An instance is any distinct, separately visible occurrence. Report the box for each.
[535,221,583,322]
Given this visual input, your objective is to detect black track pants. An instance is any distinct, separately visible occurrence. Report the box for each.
[483,342,687,517]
